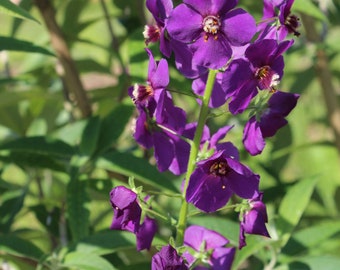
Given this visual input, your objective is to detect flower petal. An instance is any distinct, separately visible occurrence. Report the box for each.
[136,217,158,251]
[184,0,237,15]
[186,168,233,212]
[184,225,229,251]
[222,9,256,46]
[243,116,266,155]
[191,36,231,69]
[167,4,202,42]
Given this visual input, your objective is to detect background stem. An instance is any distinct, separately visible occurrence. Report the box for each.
[301,14,340,157]
[34,0,92,118]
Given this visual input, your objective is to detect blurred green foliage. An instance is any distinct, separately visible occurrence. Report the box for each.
[0,0,340,269]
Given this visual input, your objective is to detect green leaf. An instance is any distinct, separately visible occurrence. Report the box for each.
[79,116,101,156]
[0,136,74,170]
[72,231,136,255]
[63,251,117,270]
[293,0,328,22]
[232,235,270,270]
[0,136,75,158]
[276,177,318,247]
[0,235,44,260]
[0,152,68,171]
[67,177,90,242]
[0,189,26,233]
[0,0,39,23]
[0,37,54,56]
[29,204,61,237]
[52,120,88,145]
[282,256,340,270]
[96,104,134,155]
[282,221,340,256]
[97,151,178,193]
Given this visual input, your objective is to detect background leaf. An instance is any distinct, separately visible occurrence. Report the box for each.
[95,104,134,155]
[0,189,26,233]
[276,177,318,246]
[0,235,44,260]
[97,151,179,193]
[0,37,54,56]
[63,251,117,270]
[67,176,90,242]
[0,0,39,23]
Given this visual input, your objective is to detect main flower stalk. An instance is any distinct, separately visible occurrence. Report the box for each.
[176,69,218,245]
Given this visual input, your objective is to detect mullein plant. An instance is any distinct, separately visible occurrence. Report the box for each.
[110,0,301,268]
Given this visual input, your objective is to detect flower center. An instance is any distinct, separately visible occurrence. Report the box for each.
[202,15,221,41]
[143,24,161,45]
[284,14,300,37]
[255,66,280,90]
[209,161,231,176]
[132,83,154,104]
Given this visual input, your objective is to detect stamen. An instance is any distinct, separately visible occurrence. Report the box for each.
[202,15,221,41]
[143,24,161,45]
[132,83,154,104]
[255,66,280,90]
[284,14,300,37]
[209,161,231,176]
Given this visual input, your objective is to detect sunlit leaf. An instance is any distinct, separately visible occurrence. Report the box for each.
[0,136,75,158]
[279,256,340,270]
[97,150,179,193]
[0,189,26,233]
[282,221,340,256]
[67,177,90,242]
[63,251,117,270]
[0,37,54,56]
[72,230,136,255]
[95,104,134,155]
[232,235,270,270]
[79,116,101,156]
[0,0,39,23]
[276,177,318,246]
[293,0,328,22]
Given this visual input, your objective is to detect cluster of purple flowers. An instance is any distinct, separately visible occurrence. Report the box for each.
[110,0,301,268]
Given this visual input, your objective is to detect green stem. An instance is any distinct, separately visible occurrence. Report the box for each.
[144,208,176,224]
[176,69,218,245]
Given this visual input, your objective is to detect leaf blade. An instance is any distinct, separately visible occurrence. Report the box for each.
[0,37,54,56]
[276,177,318,247]
[97,151,179,193]
[0,0,39,23]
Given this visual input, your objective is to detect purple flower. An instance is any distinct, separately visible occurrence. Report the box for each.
[136,216,158,251]
[129,48,169,111]
[109,186,157,251]
[132,94,191,175]
[186,144,259,213]
[152,245,188,270]
[259,0,300,41]
[110,186,142,233]
[243,91,299,155]
[130,49,192,175]
[166,0,256,69]
[144,0,203,78]
[222,39,293,114]
[183,225,235,270]
[144,0,173,52]
[239,193,270,249]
